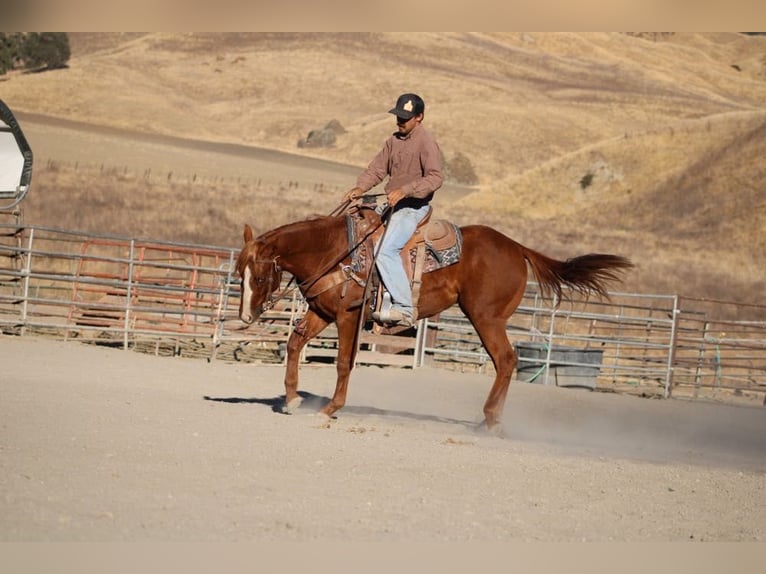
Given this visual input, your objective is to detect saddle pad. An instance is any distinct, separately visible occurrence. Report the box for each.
[408,222,463,273]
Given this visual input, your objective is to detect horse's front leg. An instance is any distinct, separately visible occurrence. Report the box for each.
[318,311,361,420]
[283,309,328,414]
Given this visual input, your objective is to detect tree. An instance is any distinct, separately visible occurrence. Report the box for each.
[21,32,70,71]
[0,33,20,75]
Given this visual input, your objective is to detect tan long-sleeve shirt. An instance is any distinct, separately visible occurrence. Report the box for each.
[355,123,443,203]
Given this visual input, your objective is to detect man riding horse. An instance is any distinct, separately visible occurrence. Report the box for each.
[343,93,443,328]
[236,94,632,430]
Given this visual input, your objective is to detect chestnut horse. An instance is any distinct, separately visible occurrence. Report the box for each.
[236,210,632,431]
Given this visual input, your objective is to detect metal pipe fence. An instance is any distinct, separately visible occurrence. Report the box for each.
[0,223,302,363]
[418,290,680,395]
[1,222,764,404]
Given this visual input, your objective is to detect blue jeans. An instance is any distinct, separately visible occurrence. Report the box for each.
[375,204,431,318]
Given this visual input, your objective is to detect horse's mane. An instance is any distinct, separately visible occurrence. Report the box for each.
[236,215,346,275]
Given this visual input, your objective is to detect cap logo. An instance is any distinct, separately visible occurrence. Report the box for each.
[403,99,413,112]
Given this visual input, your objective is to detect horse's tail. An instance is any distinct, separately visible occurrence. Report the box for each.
[520,246,633,302]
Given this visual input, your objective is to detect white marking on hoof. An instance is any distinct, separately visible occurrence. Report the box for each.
[282,396,303,414]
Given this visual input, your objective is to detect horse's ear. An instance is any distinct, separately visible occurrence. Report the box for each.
[243,224,254,243]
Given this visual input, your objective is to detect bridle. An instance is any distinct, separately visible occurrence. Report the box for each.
[244,237,362,316]
[241,239,287,320]
[240,208,387,320]
[252,256,285,315]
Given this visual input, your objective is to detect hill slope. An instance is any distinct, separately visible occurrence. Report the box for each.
[2,32,765,302]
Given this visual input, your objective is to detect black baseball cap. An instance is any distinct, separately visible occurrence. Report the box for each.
[388,93,425,119]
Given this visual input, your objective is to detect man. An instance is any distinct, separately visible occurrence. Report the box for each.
[343,93,444,327]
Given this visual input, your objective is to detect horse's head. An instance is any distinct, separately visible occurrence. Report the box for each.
[236,224,283,325]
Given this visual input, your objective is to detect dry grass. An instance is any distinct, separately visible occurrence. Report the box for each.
[25,160,342,246]
[4,32,766,303]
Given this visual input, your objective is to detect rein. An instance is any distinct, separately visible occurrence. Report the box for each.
[250,204,386,314]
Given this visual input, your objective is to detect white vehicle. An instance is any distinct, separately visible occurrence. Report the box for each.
[0,99,33,210]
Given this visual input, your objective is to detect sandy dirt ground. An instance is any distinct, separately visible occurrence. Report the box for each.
[1,335,764,542]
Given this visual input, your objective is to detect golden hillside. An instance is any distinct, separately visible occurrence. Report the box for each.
[2,32,765,302]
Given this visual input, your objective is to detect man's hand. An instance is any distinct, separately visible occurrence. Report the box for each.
[343,187,364,202]
[387,189,406,207]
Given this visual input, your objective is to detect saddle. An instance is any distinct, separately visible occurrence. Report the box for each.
[300,207,462,323]
[348,207,463,323]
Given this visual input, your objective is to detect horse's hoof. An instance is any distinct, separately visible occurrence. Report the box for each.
[476,421,506,438]
[313,411,332,428]
[282,396,303,414]
[488,425,507,439]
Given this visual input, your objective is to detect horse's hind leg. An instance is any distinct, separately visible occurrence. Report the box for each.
[470,315,518,432]
[283,309,328,413]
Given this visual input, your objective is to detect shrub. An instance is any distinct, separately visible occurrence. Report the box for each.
[0,33,21,74]
[0,32,70,74]
[445,151,479,185]
[20,33,70,71]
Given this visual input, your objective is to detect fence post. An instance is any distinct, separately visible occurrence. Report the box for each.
[416,318,429,368]
[19,227,34,336]
[664,295,680,398]
[542,294,558,385]
[123,239,135,351]
[412,319,427,368]
[610,302,626,385]
[693,321,710,398]
[210,253,236,362]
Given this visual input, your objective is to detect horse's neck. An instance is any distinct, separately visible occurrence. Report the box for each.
[268,217,347,278]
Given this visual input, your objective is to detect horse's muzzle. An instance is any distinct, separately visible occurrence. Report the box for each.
[240,306,264,325]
